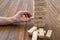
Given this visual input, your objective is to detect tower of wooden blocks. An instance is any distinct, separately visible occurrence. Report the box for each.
[27,0,53,40]
[33,0,47,28]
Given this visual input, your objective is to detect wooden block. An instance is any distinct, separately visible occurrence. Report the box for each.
[35,0,46,3]
[34,19,45,22]
[34,0,47,10]
[34,21,44,24]
[34,14,46,17]
[35,2,46,7]
[34,23,45,28]
[34,23,45,26]
[31,17,34,20]
[35,0,46,1]
[35,11,46,15]
[46,30,53,38]
[44,30,46,33]
[34,17,43,21]
[34,12,46,17]
[38,28,45,38]
[35,7,45,11]
[27,26,37,34]
[31,17,34,19]
[38,30,46,35]
[35,5,46,7]
[34,21,45,24]
[32,31,38,40]
[34,17,45,21]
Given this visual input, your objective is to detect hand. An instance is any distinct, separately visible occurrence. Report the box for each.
[11,11,32,23]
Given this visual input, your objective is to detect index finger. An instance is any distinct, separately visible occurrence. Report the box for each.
[24,12,32,18]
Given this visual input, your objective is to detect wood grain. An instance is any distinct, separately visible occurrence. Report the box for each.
[0,0,60,40]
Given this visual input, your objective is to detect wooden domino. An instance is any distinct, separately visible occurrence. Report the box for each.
[38,28,45,38]
[32,31,38,40]
[46,30,53,38]
[27,26,37,34]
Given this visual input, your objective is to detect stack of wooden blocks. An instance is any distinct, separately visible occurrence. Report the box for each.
[34,0,46,28]
[27,0,53,40]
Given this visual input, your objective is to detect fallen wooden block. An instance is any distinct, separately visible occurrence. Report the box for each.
[46,30,53,38]
[38,28,45,38]
[32,31,38,40]
[44,30,46,33]
[27,26,37,34]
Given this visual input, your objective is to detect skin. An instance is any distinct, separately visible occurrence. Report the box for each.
[0,11,32,25]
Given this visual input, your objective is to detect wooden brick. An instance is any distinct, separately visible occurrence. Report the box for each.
[46,30,53,38]
[35,2,46,7]
[27,26,37,34]
[34,21,44,24]
[35,7,46,11]
[35,11,46,15]
[44,30,46,33]
[32,31,38,40]
[34,15,46,17]
[33,19,45,21]
[35,0,46,3]
[38,28,45,38]
[34,23,45,27]
[33,17,45,21]
[35,6,46,8]
[34,15,45,17]
[34,17,43,19]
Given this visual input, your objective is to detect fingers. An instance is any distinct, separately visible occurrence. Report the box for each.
[16,11,32,22]
[24,18,31,22]
[26,18,31,21]
[24,12,32,18]
[17,11,32,18]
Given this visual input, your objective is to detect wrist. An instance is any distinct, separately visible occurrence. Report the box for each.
[9,17,16,23]
[10,17,17,23]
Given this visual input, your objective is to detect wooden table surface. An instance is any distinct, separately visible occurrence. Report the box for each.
[0,25,32,40]
[0,24,58,40]
[0,0,60,40]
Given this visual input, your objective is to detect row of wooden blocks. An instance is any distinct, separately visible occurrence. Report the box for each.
[33,17,45,21]
[34,23,45,27]
[33,16,45,27]
[33,17,45,27]
[35,0,47,2]
[34,20,45,23]
[35,11,46,15]
[34,0,47,8]
[35,2,46,7]
[33,20,45,27]
[27,26,53,40]
[31,17,45,28]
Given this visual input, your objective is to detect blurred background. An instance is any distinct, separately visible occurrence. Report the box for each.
[0,0,33,17]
